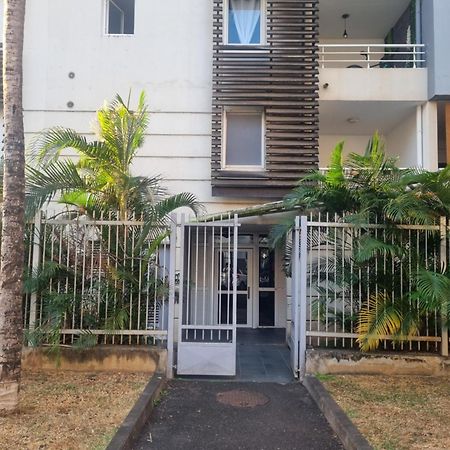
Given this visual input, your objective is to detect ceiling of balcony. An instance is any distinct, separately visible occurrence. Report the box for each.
[319,0,411,39]
[319,101,420,135]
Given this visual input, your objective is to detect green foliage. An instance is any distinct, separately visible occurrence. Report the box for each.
[24,92,202,353]
[274,133,450,352]
[27,91,202,222]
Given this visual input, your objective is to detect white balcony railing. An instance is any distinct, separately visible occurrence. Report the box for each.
[318,44,426,69]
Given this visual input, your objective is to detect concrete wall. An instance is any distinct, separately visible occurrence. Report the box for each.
[319,135,371,166]
[320,108,427,169]
[386,109,418,167]
[22,346,165,373]
[307,348,450,376]
[422,0,450,99]
[319,68,427,102]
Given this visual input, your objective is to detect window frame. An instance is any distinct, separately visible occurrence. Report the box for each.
[222,107,266,171]
[223,0,267,46]
[104,0,135,36]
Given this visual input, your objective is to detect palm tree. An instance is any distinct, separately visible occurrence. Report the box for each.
[273,133,450,352]
[27,91,201,225]
[23,92,201,351]
[0,0,27,412]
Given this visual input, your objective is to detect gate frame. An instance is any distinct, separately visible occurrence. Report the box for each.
[174,214,239,377]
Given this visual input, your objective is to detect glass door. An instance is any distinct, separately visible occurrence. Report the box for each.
[217,250,253,327]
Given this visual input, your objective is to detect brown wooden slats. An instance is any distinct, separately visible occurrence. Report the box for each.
[211,0,319,198]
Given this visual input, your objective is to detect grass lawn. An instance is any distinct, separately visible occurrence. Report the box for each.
[321,374,450,450]
[0,370,150,450]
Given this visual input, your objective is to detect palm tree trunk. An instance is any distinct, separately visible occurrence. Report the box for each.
[0,0,26,412]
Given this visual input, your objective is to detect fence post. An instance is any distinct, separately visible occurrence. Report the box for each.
[28,211,42,331]
[299,216,308,381]
[166,214,178,379]
[440,216,449,357]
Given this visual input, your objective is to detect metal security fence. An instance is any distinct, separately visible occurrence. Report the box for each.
[23,212,174,345]
[292,214,449,358]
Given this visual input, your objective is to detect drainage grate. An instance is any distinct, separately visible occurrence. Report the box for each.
[216,390,270,408]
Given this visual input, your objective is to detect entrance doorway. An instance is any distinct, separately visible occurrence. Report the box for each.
[216,234,278,329]
[218,249,253,326]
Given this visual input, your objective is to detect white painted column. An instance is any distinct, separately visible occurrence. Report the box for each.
[416,105,424,167]
[421,101,439,170]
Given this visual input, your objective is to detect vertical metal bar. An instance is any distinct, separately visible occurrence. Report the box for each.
[106,212,112,344]
[317,212,321,347]
[177,215,186,346]
[218,218,223,338]
[185,224,191,340]
[325,213,329,347]
[299,216,308,382]
[66,217,72,343]
[29,212,42,331]
[194,225,199,340]
[129,216,136,344]
[227,217,231,339]
[210,221,215,340]
[350,225,354,347]
[167,214,177,379]
[202,226,207,340]
[440,216,449,356]
[334,213,338,347]
[292,216,300,377]
[232,215,238,355]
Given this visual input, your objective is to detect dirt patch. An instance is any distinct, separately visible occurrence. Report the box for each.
[0,370,150,450]
[321,374,450,450]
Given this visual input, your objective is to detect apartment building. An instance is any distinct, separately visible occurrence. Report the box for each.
[3,0,450,377]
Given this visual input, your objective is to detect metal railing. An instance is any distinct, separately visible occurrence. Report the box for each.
[23,213,173,345]
[318,43,426,69]
[292,214,449,356]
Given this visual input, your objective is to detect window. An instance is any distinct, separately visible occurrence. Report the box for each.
[106,0,135,35]
[226,0,263,45]
[223,109,264,170]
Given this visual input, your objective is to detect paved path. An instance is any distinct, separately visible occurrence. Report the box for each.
[133,381,343,450]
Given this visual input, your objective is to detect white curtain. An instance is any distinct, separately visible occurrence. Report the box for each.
[230,0,261,44]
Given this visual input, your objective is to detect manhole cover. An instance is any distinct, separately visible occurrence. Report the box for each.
[216,390,269,408]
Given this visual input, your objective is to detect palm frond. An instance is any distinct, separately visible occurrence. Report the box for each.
[357,293,403,351]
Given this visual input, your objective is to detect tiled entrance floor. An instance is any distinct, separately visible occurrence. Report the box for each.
[236,328,293,383]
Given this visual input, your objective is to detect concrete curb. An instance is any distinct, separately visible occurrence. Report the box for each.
[303,375,373,450]
[106,372,167,450]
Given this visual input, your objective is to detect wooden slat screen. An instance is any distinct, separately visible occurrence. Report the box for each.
[211,0,319,198]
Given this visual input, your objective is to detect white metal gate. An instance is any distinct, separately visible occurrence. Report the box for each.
[176,216,239,376]
[290,216,307,380]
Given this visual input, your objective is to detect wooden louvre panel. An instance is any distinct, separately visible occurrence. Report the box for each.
[211,0,319,198]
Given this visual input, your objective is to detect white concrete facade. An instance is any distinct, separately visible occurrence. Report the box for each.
[0,0,441,207]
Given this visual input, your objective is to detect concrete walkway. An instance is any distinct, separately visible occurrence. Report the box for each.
[133,381,343,450]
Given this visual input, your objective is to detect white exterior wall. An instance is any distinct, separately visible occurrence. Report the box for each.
[319,135,372,166]
[320,110,422,169]
[385,110,419,168]
[7,0,267,214]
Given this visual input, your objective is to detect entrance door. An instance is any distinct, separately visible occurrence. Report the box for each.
[218,249,253,327]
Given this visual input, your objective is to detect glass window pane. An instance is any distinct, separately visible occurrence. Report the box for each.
[226,112,262,167]
[108,0,135,34]
[259,248,275,288]
[259,291,275,326]
[228,0,261,44]
[219,250,248,291]
[219,294,248,325]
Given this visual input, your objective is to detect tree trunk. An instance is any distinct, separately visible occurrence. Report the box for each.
[0,0,26,412]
